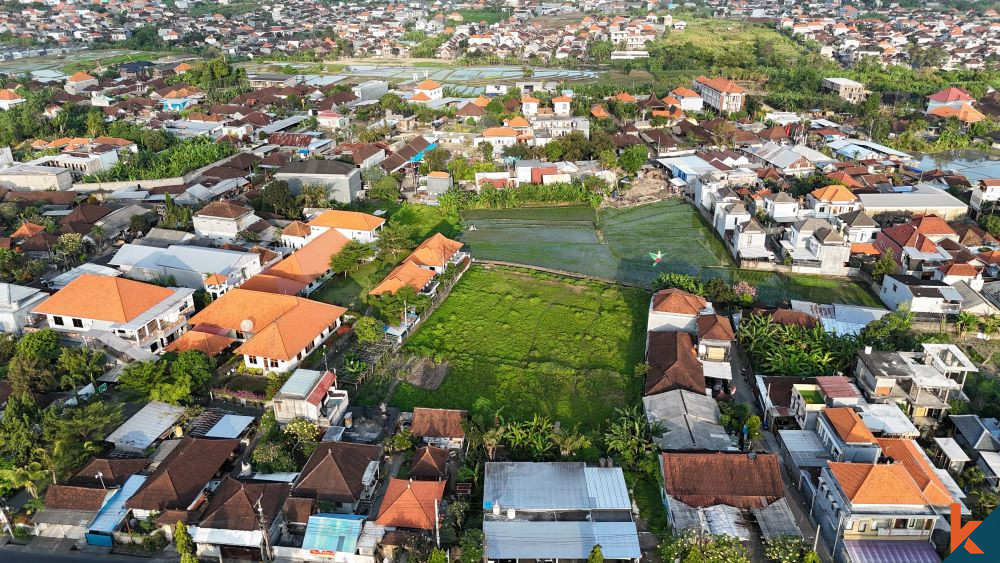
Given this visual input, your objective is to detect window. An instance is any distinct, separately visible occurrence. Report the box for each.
[858,522,866,533]
[845,520,854,530]
[72,318,83,328]
[52,316,65,326]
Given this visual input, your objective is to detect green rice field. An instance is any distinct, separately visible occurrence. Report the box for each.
[392,266,648,430]
[460,200,881,307]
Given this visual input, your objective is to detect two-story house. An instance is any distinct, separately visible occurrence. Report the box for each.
[816,407,883,463]
[806,185,861,219]
[32,274,194,354]
[691,76,745,114]
[855,344,976,429]
[193,201,268,243]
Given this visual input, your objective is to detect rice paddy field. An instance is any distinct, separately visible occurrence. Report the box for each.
[460,200,882,307]
[391,266,648,430]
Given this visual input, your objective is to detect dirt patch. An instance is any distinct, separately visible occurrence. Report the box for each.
[399,356,450,390]
[609,169,672,208]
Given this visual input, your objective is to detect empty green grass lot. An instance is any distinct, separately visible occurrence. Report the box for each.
[391,266,649,430]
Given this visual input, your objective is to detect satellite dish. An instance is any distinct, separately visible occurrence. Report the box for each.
[240,319,254,332]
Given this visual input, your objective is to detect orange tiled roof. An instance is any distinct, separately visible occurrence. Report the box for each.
[929,103,984,123]
[651,288,707,316]
[282,221,312,238]
[33,274,175,323]
[591,105,610,119]
[308,210,385,232]
[203,273,228,285]
[415,79,441,91]
[0,89,23,101]
[410,91,431,102]
[506,116,530,128]
[189,289,346,361]
[875,438,954,507]
[267,228,350,285]
[369,261,436,296]
[827,462,929,505]
[375,478,445,530]
[164,330,235,356]
[810,184,858,203]
[482,126,518,137]
[824,407,875,444]
[405,233,463,269]
[850,242,881,256]
[11,222,45,238]
[66,71,95,82]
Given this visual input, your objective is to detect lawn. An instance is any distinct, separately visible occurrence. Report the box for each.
[460,200,881,307]
[391,266,649,431]
[311,203,460,308]
[455,10,507,25]
[61,51,167,74]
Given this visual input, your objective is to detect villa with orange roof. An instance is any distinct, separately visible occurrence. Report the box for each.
[475,126,519,151]
[812,460,944,561]
[375,478,445,531]
[369,232,465,299]
[926,86,975,114]
[412,79,442,102]
[186,288,346,372]
[306,209,385,243]
[31,274,195,354]
[691,76,745,114]
[64,71,97,94]
[816,407,882,463]
[265,228,351,295]
[669,87,703,112]
[0,88,25,111]
[805,184,861,219]
[521,95,540,116]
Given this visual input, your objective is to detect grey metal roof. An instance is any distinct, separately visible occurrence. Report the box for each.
[778,430,832,468]
[483,521,641,560]
[105,401,186,451]
[111,244,257,277]
[0,282,42,307]
[204,415,255,439]
[643,389,732,451]
[950,414,1000,451]
[752,498,802,540]
[483,462,630,511]
[277,368,326,399]
[934,437,970,462]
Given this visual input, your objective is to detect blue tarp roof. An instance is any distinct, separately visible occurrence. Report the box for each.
[409,143,437,163]
[302,514,366,554]
[88,475,146,534]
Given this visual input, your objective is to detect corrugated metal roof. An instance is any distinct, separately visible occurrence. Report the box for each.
[484,521,641,560]
[302,513,365,554]
[934,437,970,462]
[105,401,185,451]
[583,467,631,510]
[204,415,255,439]
[87,475,146,533]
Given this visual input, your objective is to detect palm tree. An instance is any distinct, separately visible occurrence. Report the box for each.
[604,406,663,470]
[482,427,504,460]
[0,462,47,498]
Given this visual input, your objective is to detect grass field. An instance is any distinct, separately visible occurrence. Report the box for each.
[391,266,648,430]
[655,18,802,59]
[456,10,507,24]
[460,200,881,307]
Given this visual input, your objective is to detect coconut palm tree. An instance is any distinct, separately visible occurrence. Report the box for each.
[0,462,47,498]
[482,427,504,460]
[956,312,980,336]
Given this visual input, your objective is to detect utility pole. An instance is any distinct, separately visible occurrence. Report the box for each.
[255,494,273,563]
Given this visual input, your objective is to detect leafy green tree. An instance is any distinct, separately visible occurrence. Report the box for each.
[353,316,383,344]
[119,359,201,404]
[588,544,604,563]
[57,347,105,385]
[15,328,61,363]
[284,417,320,445]
[956,311,980,336]
[478,141,494,161]
[871,247,897,278]
[617,145,649,175]
[0,461,46,498]
[258,180,299,219]
[386,428,414,454]
[169,350,215,396]
[427,548,447,563]
[161,194,192,230]
[859,310,916,351]
[425,147,451,172]
[603,406,663,472]
[41,399,122,475]
[8,354,56,395]
[0,393,41,464]
[174,521,197,563]
[329,240,374,275]
[368,174,401,201]
[377,222,415,257]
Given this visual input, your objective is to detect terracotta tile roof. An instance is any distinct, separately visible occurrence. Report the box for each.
[929,103,985,123]
[11,222,45,239]
[651,288,707,316]
[875,438,953,507]
[927,86,974,102]
[164,329,236,356]
[293,442,382,503]
[415,79,441,91]
[506,116,530,128]
[282,221,311,237]
[189,289,346,361]
[671,87,699,98]
[126,437,240,511]
[910,215,956,236]
[308,210,385,231]
[824,407,876,444]
[70,457,150,488]
[410,91,431,102]
[614,92,636,103]
[695,76,744,94]
[645,331,705,396]
[660,452,784,509]
[197,476,289,531]
[197,200,253,219]
[369,261,436,296]
[33,274,175,323]
[482,126,518,137]
[411,408,465,439]
[810,184,858,203]
[591,105,611,119]
[375,478,445,530]
[0,88,23,101]
[44,484,110,511]
[697,314,734,341]
[408,446,450,479]
[521,95,540,104]
[266,228,351,284]
[851,242,881,256]
[67,71,95,82]
[938,262,979,277]
[827,462,928,505]
[238,274,308,295]
[404,233,463,269]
